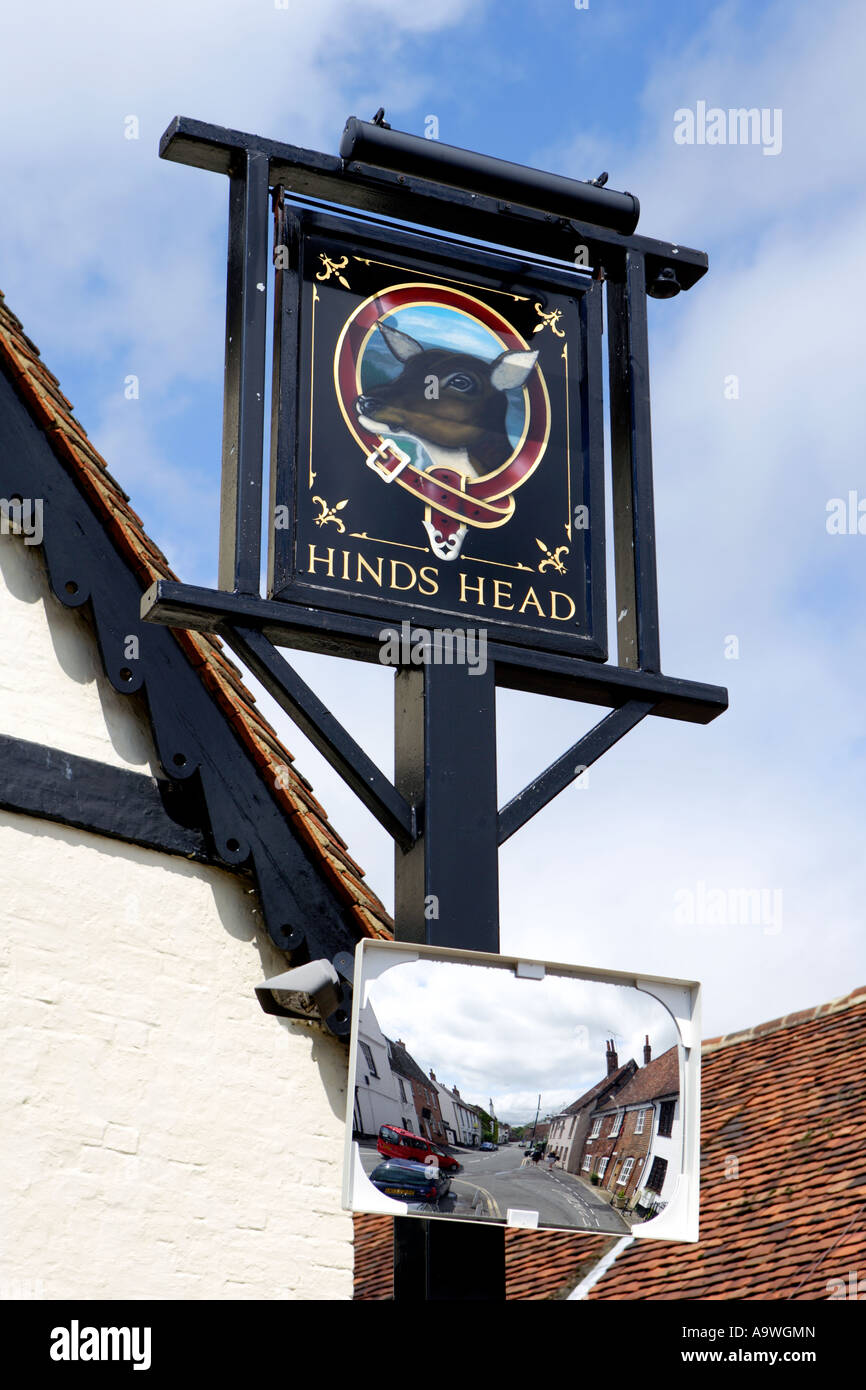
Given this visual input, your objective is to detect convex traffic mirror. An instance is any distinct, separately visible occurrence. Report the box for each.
[343,941,701,1242]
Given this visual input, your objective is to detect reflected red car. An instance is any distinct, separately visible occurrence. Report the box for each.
[377,1125,461,1172]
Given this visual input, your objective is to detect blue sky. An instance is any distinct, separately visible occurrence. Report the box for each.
[2,0,865,1039]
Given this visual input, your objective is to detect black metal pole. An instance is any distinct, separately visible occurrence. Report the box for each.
[393,658,505,1300]
[530,1093,541,1149]
[218,149,270,595]
[607,251,661,673]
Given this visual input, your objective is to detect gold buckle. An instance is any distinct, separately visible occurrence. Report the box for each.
[365,438,410,482]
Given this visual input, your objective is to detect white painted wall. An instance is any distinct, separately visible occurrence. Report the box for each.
[645,1097,682,1208]
[0,540,158,771]
[354,1001,409,1137]
[0,536,354,1299]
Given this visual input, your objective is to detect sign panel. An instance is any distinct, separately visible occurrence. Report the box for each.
[271,212,607,660]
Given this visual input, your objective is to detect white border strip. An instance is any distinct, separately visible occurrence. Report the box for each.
[567,1235,634,1301]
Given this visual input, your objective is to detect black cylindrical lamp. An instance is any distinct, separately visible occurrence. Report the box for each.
[340,117,640,236]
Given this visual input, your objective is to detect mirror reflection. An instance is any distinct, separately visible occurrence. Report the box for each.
[350,958,684,1234]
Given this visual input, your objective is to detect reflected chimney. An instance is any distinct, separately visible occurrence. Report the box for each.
[606,1038,618,1074]
[429,1069,436,1081]
[644,1035,652,1065]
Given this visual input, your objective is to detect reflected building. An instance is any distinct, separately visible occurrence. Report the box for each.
[547,1040,638,1174]
[578,1038,680,1217]
[353,1001,415,1138]
[387,1038,450,1148]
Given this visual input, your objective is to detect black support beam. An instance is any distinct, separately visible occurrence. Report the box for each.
[393,661,505,1298]
[498,699,655,845]
[218,148,270,595]
[141,580,727,725]
[160,116,708,292]
[607,253,661,673]
[394,663,499,951]
[220,624,416,849]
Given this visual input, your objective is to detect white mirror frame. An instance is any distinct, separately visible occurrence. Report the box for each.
[342,939,701,1242]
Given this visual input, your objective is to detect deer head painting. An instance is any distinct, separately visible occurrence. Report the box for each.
[348,306,546,561]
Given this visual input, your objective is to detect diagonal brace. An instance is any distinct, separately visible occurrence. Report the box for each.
[221,625,417,850]
[498,699,654,845]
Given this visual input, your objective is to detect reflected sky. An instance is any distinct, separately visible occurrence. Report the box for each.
[365,958,678,1124]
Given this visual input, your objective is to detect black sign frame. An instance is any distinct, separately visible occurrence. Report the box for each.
[269,209,607,662]
[140,119,732,899]
[143,113,729,1303]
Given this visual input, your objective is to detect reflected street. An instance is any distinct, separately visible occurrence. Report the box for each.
[359,1142,630,1234]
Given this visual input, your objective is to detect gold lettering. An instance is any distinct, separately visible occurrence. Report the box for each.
[519,586,544,616]
[459,572,485,606]
[308,544,334,577]
[492,579,514,611]
[389,559,416,591]
[356,553,384,587]
[341,550,350,581]
[418,566,439,595]
[550,591,576,621]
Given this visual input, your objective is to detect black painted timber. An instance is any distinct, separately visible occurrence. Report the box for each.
[0,733,216,863]
[141,579,728,724]
[222,624,416,849]
[159,116,708,292]
[393,661,505,1299]
[219,149,270,595]
[498,699,655,845]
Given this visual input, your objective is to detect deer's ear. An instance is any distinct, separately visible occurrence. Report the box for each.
[378,322,424,362]
[490,349,539,391]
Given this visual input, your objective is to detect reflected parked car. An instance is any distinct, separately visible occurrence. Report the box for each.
[480,1140,498,1151]
[368,1159,452,1205]
[377,1125,461,1172]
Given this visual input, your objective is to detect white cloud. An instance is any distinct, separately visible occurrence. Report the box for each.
[365,958,677,1122]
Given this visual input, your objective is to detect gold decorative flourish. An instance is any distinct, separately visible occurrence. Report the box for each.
[532,303,565,338]
[349,533,429,553]
[313,496,349,532]
[463,555,533,572]
[316,253,351,288]
[536,537,569,575]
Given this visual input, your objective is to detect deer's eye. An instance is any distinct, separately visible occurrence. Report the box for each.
[444,372,478,394]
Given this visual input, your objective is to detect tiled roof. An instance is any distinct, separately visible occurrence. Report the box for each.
[595,1045,678,1110]
[0,288,392,941]
[353,1214,395,1301]
[387,1038,432,1088]
[559,1061,638,1116]
[353,987,866,1300]
[506,1230,612,1300]
[584,985,866,1300]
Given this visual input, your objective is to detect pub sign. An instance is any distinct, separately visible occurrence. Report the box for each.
[270,212,607,660]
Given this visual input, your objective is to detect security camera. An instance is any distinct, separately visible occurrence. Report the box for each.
[255,959,342,1023]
